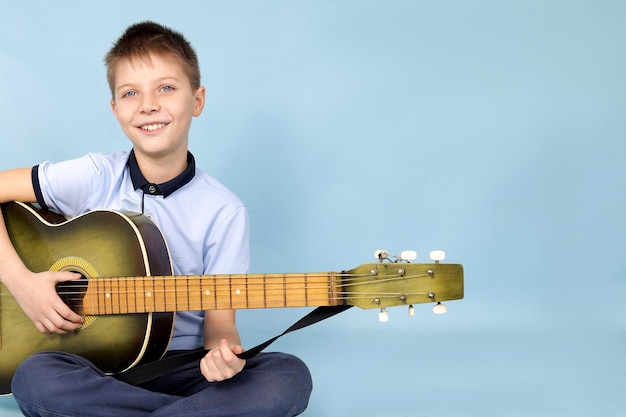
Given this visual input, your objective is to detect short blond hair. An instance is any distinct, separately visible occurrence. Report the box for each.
[104,21,200,96]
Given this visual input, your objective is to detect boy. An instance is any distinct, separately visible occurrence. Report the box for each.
[0,21,312,417]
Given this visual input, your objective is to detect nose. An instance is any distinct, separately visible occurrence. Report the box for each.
[140,93,160,114]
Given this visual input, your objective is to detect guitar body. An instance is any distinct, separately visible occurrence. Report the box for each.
[0,201,174,395]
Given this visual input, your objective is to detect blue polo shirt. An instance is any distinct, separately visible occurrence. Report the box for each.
[32,150,250,350]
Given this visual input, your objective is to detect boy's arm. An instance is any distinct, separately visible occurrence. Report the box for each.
[203,310,241,348]
[200,309,246,382]
[198,205,250,382]
[0,168,84,334]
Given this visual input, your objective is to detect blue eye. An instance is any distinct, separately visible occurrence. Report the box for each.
[123,91,137,98]
[162,85,173,92]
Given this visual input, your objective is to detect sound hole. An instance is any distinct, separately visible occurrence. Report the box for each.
[49,256,99,330]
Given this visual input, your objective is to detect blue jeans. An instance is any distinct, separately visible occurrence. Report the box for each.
[11,351,312,417]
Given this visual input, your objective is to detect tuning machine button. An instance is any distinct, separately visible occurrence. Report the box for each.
[400,250,417,262]
[374,250,389,262]
[433,302,447,314]
[429,250,446,263]
[379,308,389,322]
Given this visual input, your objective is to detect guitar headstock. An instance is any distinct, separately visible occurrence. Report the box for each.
[340,250,463,320]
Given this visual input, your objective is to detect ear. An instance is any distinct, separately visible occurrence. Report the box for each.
[110,99,120,121]
[193,86,206,117]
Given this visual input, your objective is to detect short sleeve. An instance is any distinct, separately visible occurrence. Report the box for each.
[204,205,251,275]
[35,155,103,216]
[34,153,127,217]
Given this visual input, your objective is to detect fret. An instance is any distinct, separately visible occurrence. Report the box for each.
[144,276,152,312]
[83,280,94,314]
[212,275,228,310]
[232,275,245,309]
[174,276,186,311]
[94,279,102,314]
[304,273,309,306]
[159,278,169,311]
[110,277,120,314]
[91,279,100,315]
[199,276,205,311]
[88,279,98,314]
[228,275,233,309]
[187,276,202,311]
[135,276,146,314]
[282,274,287,306]
[244,274,249,309]
[246,274,266,309]
[328,272,340,306]
[264,274,286,308]
[263,274,267,309]
[285,273,305,307]
[156,276,166,312]
[308,272,335,307]
[101,278,110,314]
[122,277,132,314]
[212,275,217,310]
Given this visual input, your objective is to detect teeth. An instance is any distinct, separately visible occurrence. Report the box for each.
[141,123,165,131]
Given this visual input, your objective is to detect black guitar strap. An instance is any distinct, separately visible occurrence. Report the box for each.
[114,305,352,385]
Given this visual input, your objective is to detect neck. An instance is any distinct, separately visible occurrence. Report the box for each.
[134,150,188,184]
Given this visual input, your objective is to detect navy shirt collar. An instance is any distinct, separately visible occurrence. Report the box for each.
[128,150,196,197]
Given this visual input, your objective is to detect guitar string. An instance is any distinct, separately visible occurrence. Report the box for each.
[53,271,431,296]
[2,272,432,300]
[0,272,436,317]
[71,272,432,313]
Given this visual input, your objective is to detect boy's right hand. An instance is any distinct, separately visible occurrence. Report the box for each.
[9,270,84,334]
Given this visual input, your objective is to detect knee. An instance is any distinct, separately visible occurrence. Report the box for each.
[251,353,313,414]
[11,352,53,397]
[12,352,97,399]
[279,354,313,414]
[263,352,311,388]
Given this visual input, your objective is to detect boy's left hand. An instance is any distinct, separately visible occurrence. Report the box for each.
[199,339,246,382]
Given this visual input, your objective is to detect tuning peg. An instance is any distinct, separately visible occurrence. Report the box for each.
[432,302,447,315]
[400,250,417,262]
[378,308,389,322]
[374,250,389,262]
[429,250,446,263]
[408,305,415,317]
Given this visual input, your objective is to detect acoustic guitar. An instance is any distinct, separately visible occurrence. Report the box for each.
[0,201,463,394]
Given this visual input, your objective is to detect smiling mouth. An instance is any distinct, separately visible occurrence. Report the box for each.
[140,123,167,131]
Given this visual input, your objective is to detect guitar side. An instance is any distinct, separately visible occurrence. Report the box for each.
[0,202,174,395]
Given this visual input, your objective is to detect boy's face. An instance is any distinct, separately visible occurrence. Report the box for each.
[110,53,205,162]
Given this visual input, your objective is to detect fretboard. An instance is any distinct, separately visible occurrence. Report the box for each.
[82,273,340,314]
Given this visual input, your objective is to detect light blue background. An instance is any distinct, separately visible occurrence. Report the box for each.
[1,1,624,416]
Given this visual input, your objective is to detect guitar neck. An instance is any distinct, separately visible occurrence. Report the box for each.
[81,272,340,314]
